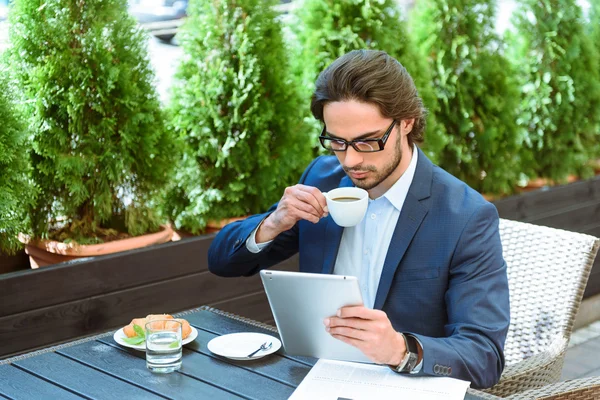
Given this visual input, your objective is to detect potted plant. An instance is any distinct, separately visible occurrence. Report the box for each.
[587,0,600,176]
[164,0,313,234]
[506,0,600,184]
[411,0,529,196]
[0,63,36,273]
[291,0,446,161]
[8,0,178,267]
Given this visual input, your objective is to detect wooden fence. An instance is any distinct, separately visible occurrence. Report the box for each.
[1,175,598,359]
[493,176,600,298]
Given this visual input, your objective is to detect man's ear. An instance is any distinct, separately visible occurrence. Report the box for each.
[401,119,415,135]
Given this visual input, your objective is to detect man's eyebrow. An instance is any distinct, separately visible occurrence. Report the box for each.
[325,128,383,141]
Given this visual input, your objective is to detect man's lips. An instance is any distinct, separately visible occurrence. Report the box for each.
[348,171,369,179]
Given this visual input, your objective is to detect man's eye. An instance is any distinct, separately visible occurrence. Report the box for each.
[355,141,377,151]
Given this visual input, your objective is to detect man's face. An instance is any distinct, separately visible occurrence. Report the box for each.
[322,100,412,197]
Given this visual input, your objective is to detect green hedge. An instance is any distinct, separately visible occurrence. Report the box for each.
[507,0,600,182]
[0,65,35,254]
[4,0,600,248]
[411,0,527,195]
[164,0,312,233]
[9,0,176,243]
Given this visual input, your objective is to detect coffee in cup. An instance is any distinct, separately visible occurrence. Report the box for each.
[322,187,368,227]
[330,197,360,202]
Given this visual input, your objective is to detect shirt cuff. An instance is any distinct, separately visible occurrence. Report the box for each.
[406,333,423,374]
[246,219,273,253]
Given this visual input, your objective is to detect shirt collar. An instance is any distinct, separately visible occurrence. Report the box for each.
[380,146,418,211]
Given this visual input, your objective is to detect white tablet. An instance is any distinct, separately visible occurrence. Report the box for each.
[260,269,372,363]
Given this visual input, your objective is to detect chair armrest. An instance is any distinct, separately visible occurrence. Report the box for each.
[467,376,600,400]
[483,334,569,397]
[507,376,600,399]
[466,388,503,399]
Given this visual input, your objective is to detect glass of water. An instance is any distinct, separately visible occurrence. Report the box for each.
[145,319,182,373]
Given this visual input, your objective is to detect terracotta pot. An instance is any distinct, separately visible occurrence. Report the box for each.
[206,216,248,230]
[481,193,497,202]
[519,175,579,193]
[171,217,249,241]
[171,229,198,241]
[201,216,249,235]
[22,225,174,269]
[590,159,600,175]
[524,177,549,189]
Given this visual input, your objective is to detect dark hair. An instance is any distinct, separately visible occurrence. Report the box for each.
[311,50,427,147]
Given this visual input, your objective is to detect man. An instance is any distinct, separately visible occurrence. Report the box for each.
[208,50,510,389]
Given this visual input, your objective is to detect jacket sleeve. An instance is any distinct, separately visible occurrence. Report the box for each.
[207,157,323,277]
[408,202,510,389]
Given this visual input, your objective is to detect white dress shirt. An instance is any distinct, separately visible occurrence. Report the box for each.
[332,148,418,308]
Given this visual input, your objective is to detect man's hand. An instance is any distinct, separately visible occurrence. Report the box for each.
[324,306,406,365]
[256,184,328,243]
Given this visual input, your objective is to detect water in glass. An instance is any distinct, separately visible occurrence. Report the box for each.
[146,321,182,373]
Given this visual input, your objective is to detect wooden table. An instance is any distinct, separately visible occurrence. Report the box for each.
[0,306,488,399]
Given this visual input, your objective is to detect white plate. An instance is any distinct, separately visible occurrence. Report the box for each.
[113,326,198,351]
[207,332,281,360]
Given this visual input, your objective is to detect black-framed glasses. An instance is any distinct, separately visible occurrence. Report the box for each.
[319,120,397,153]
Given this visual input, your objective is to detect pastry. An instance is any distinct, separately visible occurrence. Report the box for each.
[123,314,192,339]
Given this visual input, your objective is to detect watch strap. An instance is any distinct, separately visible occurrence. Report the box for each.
[390,333,419,373]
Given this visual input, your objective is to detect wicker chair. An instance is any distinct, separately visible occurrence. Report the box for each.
[469,376,600,399]
[482,219,600,397]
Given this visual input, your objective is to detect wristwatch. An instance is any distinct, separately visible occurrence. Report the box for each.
[390,333,419,373]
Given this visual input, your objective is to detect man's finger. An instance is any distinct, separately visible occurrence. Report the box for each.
[290,208,322,224]
[294,187,327,216]
[328,326,370,341]
[285,197,323,220]
[337,306,385,320]
[326,316,371,331]
[331,334,369,352]
[301,185,329,212]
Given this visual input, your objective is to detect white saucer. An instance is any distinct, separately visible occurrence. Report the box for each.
[113,326,198,351]
[207,332,281,360]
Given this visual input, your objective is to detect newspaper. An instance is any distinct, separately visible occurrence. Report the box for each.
[289,359,471,400]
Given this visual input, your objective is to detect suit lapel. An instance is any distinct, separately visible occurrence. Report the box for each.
[373,193,428,309]
[321,175,354,274]
[373,148,433,309]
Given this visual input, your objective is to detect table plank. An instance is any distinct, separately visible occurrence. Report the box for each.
[183,327,312,386]
[13,352,163,400]
[0,364,83,399]
[185,309,316,366]
[97,337,295,400]
[58,341,243,400]
[1,307,482,400]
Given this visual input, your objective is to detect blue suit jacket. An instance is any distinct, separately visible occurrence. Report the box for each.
[208,148,510,389]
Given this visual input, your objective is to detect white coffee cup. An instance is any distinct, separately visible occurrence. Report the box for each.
[322,187,369,227]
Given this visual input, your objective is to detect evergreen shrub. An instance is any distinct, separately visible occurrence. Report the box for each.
[507,0,600,182]
[591,2,600,165]
[411,0,526,195]
[0,66,35,254]
[591,2,600,58]
[9,0,176,243]
[165,0,313,234]
[292,0,446,161]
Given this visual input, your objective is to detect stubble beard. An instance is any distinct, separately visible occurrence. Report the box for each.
[345,135,403,191]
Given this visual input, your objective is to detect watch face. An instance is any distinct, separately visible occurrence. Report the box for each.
[403,352,419,372]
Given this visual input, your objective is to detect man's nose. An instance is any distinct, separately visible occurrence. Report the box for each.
[343,146,363,169]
